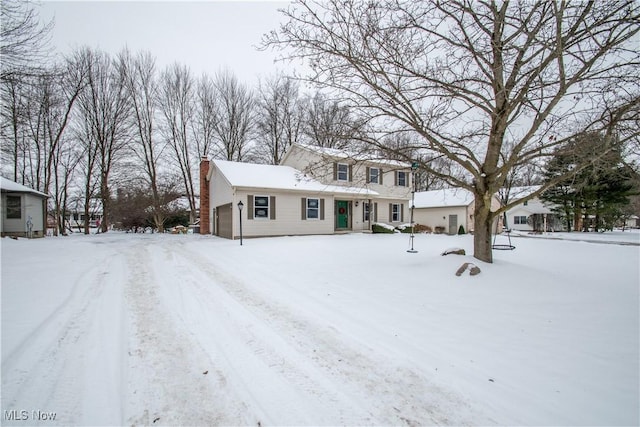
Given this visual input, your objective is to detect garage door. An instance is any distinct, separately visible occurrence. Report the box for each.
[216,203,232,239]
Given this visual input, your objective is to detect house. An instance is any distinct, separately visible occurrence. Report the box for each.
[411,188,502,235]
[503,186,563,232]
[281,143,413,231]
[1,177,48,238]
[199,143,414,239]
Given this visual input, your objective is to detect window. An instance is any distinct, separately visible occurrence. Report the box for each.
[254,196,269,219]
[363,202,377,222]
[307,198,319,219]
[523,201,528,206]
[391,203,402,222]
[364,202,370,221]
[396,171,407,187]
[6,195,21,219]
[368,167,380,184]
[514,215,528,225]
[337,163,349,181]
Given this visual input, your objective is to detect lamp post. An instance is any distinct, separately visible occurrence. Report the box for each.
[237,200,244,245]
[407,162,419,253]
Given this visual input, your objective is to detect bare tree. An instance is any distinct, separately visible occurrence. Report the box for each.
[193,74,216,159]
[255,72,303,164]
[211,69,255,162]
[119,49,173,232]
[158,63,197,223]
[75,47,132,233]
[0,0,52,83]
[301,91,363,149]
[265,0,640,262]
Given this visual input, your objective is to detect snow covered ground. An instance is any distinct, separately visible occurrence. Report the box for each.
[1,230,638,426]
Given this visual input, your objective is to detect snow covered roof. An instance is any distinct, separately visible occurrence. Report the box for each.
[213,159,378,196]
[289,143,412,168]
[0,177,48,197]
[412,188,474,208]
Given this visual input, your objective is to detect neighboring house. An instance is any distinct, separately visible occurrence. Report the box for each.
[281,143,413,231]
[411,188,502,235]
[503,186,563,232]
[200,143,414,239]
[1,177,48,238]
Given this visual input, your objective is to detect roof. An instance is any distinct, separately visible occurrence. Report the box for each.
[412,188,474,208]
[212,159,378,196]
[286,143,412,168]
[0,177,49,197]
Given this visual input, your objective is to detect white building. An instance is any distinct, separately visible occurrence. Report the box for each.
[1,177,48,238]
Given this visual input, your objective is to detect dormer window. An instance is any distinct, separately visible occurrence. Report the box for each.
[396,171,408,187]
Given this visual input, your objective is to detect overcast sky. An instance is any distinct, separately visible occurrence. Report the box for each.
[39,1,295,86]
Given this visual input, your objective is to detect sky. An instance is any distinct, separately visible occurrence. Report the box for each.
[38,1,296,86]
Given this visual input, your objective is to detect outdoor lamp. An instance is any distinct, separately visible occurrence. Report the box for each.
[237,200,244,245]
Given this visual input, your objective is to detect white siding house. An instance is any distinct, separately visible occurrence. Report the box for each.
[204,159,378,239]
[281,143,413,231]
[503,186,562,231]
[411,188,502,234]
[1,177,48,238]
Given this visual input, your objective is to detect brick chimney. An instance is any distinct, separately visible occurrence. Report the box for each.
[199,157,210,234]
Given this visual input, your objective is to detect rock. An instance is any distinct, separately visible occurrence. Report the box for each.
[455,262,481,276]
[441,248,466,256]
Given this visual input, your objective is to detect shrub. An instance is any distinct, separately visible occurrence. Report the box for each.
[458,225,466,235]
[372,223,395,233]
[414,224,432,233]
[434,226,446,234]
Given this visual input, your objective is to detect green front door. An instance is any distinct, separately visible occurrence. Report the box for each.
[336,200,349,229]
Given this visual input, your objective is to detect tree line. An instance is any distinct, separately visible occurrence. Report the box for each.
[1,1,370,234]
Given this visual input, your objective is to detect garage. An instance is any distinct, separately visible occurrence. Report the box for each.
[216,203,232,239]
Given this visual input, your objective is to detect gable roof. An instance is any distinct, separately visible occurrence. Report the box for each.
[412,188,474,208]
[0,177,48,197]
[284,143,411,168]
[212,159,378,196]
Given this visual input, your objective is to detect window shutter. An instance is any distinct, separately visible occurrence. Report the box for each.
[320,199,325,220]
[374,202,378,222]
[394,171,398,186]
[401,204,405,222]
[270,196,276,220]
[301,198,306,220]
[366,167,370,183]
[389,203,393,222]
[379,169,383,185]
[333,162,337,181]
[348,165,353,182]
[248,195,254,220]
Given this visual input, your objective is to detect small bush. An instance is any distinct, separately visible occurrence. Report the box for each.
[458,225,466,235]
[434,226,446,234]
[372,223,395,233]
[415,224,432,233]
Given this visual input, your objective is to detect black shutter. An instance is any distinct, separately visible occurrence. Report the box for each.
[320,199,325,220]
[301,198,306,220]
[270,196,276,220]
[248,195,254,220]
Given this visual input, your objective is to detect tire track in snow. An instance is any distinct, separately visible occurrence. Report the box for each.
[123,241,251,426]
[166,240,489,425]
[1,253,126,426]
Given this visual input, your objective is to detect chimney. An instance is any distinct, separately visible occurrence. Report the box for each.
[199,157,210,234]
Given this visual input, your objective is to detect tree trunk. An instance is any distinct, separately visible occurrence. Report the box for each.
[473,192,494,264]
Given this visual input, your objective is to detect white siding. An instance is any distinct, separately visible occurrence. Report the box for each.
[1,193,45,237]
[235,189,335,238]
[413,206,469,233]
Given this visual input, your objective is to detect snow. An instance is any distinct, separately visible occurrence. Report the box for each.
[212,159,378,196]
[0,177,48,197]
[1,231,638,425]
[412,188,474,208]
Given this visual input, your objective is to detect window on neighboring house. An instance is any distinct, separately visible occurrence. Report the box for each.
[6,195,21,219]
[514,215,528,225]
[396,171,407,187]
[391,203,402,222]
[306,198,319,219]
[336,163,349,181]
[368,167,380,184]
[523,201,528,206]
[254,195,270,219]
